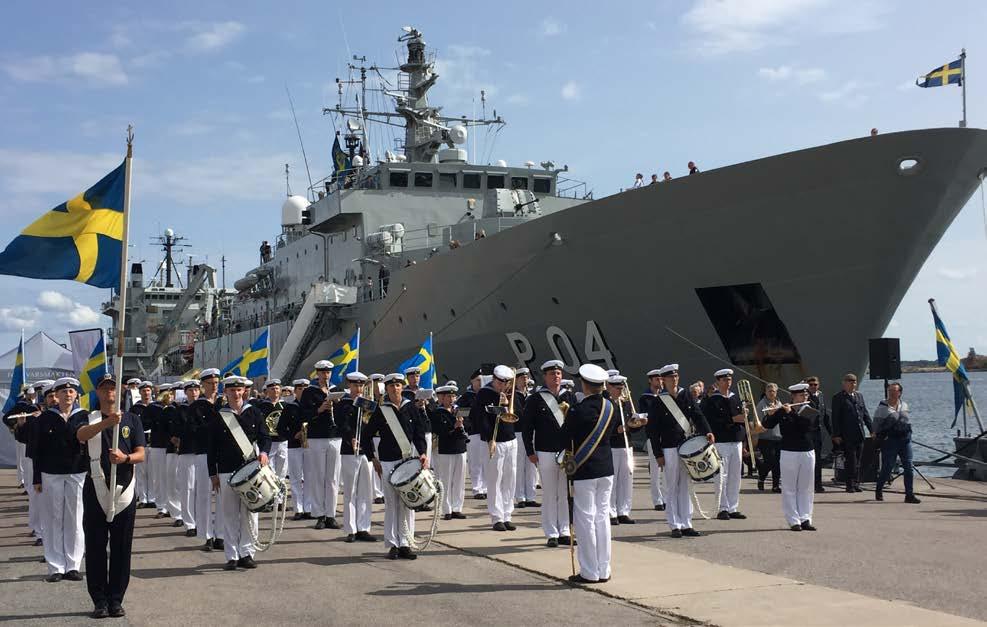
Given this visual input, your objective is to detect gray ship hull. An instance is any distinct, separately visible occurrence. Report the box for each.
[197,128,987,393]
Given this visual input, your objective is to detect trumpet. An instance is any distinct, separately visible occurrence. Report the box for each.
[489,375,519,458]
[737,379,765,468]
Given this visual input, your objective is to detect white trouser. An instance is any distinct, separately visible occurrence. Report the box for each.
[149,447,166,510]
[662,448,694,530]
[178,454,196,530]
[781,450,815,526]
[714,441,743,513]
[380,459,414,548]
[372,437,383,498]
[218,472,257,561]
[515,434,539,502]
[269,441,289,481]
[303,438,342,519]
[574,475,613,582]
[135,447,149,504]
[485,438,517,523]
[41,472,85,575]
[466,436,487,495]
[536,451,570,539]
[287,448,306,513]
[16,442,26,484]
[194,454,214,540]
[435,452,466,515]
[610,448,634,517]
[166,452,181,519]
[25,457,44,537]
[646,440,665,506]
[340,455,372,534]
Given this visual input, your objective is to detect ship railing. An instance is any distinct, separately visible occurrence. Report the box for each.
[398,216,528,252]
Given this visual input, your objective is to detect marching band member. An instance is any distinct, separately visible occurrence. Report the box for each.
[5,384,34,489]
[177,380,201,537]
[145,385,169,519]
[431,384,468,520]
[361,373,428,560]
[286,379,311,520]
[73,374,145,618]
[638,369,665,511]
[25,381,56,547]
[762,383,818,531]
[513,368,539,509]
[646,364,713,538]
[337,372,376,542]
[703,369,748,521]
[471,365,518,531]
[521,360,574,547]
[403,366,433,486]
[562,364,618,584]
[161,384,183,527]
[31,377,88,582]
[460,369,487,500]
[258,379,289,482]
[129,382,153,508]
[299,361,343,530]
[370,373,385,504]
[208,376,271,570]
[5,383,42,543]
[197,368,223,551]
[606,374,645,525]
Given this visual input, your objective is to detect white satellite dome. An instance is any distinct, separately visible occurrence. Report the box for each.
[165,228,174,238]
[352,154,365,167]
[281,195,309,226]
[495,159,507,167]
[449,125,468,145]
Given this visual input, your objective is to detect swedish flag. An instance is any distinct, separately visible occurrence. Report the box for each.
[221,329,269,379]
[79,337,108,411]
[2,336,26,414]
[917,58,963,88]
[0,162,125,288]
[396,334,436,389]
[930,300,971,417]
[332,134,351,178]
[328,328,360,386]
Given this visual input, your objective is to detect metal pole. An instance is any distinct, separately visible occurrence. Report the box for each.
[960,49,967,128]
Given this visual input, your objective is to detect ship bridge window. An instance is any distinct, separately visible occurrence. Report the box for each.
[533,177,552,194]
[414,172,434,188]
[389,171,409,187]
[463,172,481,189]
[487,174,505,189]
[439,172,458,190]
[511,177,528,190]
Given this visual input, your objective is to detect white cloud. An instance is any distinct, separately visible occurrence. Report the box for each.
[38,291,76,312]
[34,291,103,327]
[506,93,529,106]
[938,266,978,280]
[540,18,566,36]
[185,21,246,53]
[819,80,868,106]
[65,304,102,326]
[0,306,40,332]
[3,52,127,86]
[560,81,581,101]
[757,65,827,84]
[433,45,497,105]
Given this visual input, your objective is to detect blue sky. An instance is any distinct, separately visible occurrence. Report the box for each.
[0,0,985,361]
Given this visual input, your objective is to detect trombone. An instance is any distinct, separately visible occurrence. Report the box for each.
[489,374,519,458]
[737,379,765,469]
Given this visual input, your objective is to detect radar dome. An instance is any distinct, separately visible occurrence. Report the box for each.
[495,160,507,167]
[449,125,468,145]
[165,228,174,238]
[352,155,365,167]
[281,195,309,227]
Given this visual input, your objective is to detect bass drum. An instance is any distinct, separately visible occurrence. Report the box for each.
[677,435,721,482]
[229,459,284,512]
[388,458,439,509]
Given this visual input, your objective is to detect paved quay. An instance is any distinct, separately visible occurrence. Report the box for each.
[1,455,985,626]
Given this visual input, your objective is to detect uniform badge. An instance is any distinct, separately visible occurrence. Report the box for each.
[121,426,131,438]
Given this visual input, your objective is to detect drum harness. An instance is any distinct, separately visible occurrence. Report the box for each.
[379,403,443,551]
[220,409,288,552]
[658,393,715,520]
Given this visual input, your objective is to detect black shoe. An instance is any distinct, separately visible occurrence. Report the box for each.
[91,606,109,619]
[301,512,314,520]
[292,512,305,521]
[172,520,183,528]
[238,556,257,569]
[504,521,517,531]
[790,524,802,531]
[213,539,225,551]
[772,486,781,494]
[185,528,197,537]
[345,534,356,543]
[326,517,341,529]
[419,505,432,512]
[154,512,168,519]
[728,512,747,520]
[800,521,817,531]
[398,546,417,560]
[905,495,922,504]
[525,500,541,507]
[223,560,238,571]
[478,493,487,500]
[716,510,730,520]
[442,514,453,521]
[45,573,63,582]
[682,528,701,537]
[757,481,765,491]
[355,531,377,542]
[815,485,826,493]
[853,486,863,493]
[451,512,467,519]
[654,503,665,511]
[558,535,574,545]
[314,517,326,530]
[492,522,506,531]
[670,529,683,538]
[201,538,214,552]
[875,490,883,501]
[610,517,620,525]
[547,537,559,547]
[568,574,598,584]
[516,501,527,508]
[617,515,636,524]
[388,547,399,560]
[108,605,125,618]
[64,570,83,581]
[33,538,43,547]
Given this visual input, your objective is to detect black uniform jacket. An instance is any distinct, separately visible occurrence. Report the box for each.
[70,410,146,488]
[299,385,340,438]
[279,401,304,449]
[830,390,872,444]
[521,387,573,455]
[31,407,88,484]
[144,402,169,449]
[336,394,372,457]
[430,406,468,454]
[361,398,427,463]
[470,384,515,442]
[646,388,710,454]
[560,393,618,481]
[207,403,271,476]
[255,398,289,443]
[703,392,745,443]
[610,399,642,448]
[4,400,36,444]
[459,389,480,435]
[761,406,817,452]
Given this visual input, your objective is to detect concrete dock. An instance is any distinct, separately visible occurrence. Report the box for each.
[1,454,984,626]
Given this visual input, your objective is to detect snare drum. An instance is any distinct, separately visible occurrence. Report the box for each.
[388,458,439,509]
[229,459,285,512]
[677,436,721,482]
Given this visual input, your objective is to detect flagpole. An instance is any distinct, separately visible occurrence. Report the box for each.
[960,48,967,128]
[107,126,135,523]
[429,331,435,389]
[355,326,361,374]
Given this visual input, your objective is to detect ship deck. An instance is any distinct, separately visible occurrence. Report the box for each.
[1,459,985,625]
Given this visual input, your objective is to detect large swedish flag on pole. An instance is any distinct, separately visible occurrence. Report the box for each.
[328,327,360,386]
[221,328,270,379]
[929,298,983,431]
[2,332,26,414]
[396,333,436,389]
[78,336,108,412]
[0,162,126,288]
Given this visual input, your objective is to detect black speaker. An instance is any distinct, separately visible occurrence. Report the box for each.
[869,337,901,380]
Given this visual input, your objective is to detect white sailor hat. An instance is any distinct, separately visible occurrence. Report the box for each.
[607,374,627,385]
[493,365,514,382]
[314,360,334,371]
[714,368,734,378]
[182,379,201,389]
[384,373,406,384]
[292,378,309,387]
[32,380,48,390]
[578,364,608,385]
[243,378,255,387]
[540,359,564,372]
[646,368,662,378]
[139,380,154,389]
[788,382,810,393]
[264,379,282,388]
[42,382,56,395]
[53,377,81,392]
[606,369,620,377]
[346,372,369,383]
[515,367,530,376]
[435,385,457,394]
[370,373,385,381]
[158,382,173,391]
[403,366,422,375]
[444,380,458,388]
[96,373,116,388]
[200,368,221,380]
[561,379,574,387]
[126,377,141,386]
[658,364,679,376]
[222,375,245,387]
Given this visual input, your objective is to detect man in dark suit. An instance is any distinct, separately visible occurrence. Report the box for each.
[830,373,873,493]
